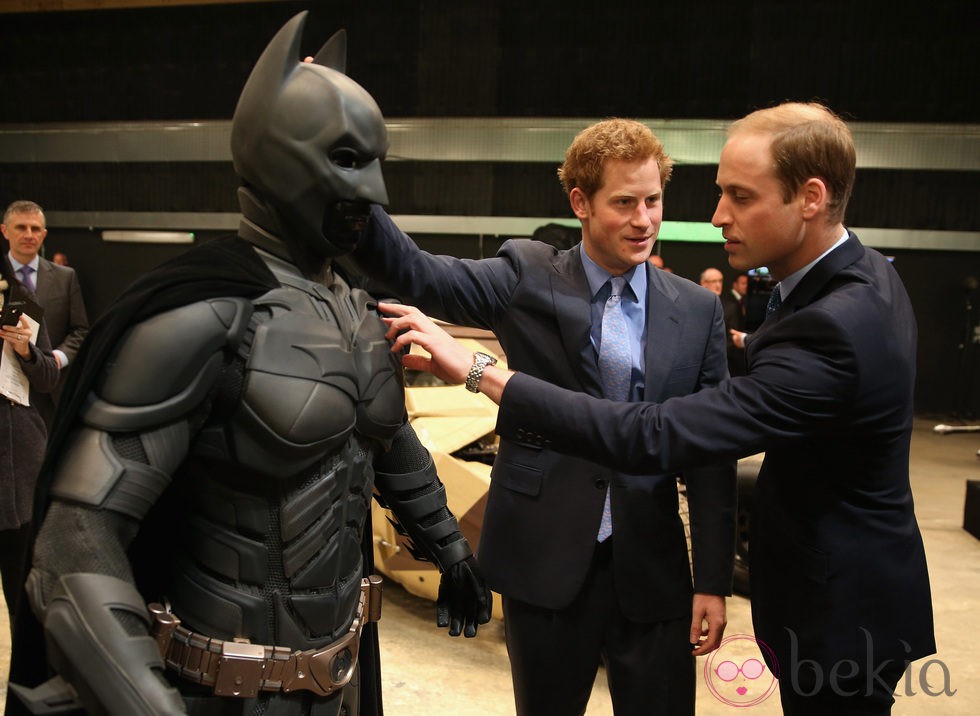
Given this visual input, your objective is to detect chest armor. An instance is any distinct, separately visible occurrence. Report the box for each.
[169,273,405,652]
[222,279,404,476]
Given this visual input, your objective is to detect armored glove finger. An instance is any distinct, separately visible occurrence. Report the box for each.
[436,556,492,637]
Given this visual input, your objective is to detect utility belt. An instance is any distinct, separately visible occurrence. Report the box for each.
[148,575,382,699]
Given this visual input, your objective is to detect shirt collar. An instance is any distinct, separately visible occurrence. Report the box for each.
[7,252,40,273]
[580,244,647,305]
[779,229,849,300]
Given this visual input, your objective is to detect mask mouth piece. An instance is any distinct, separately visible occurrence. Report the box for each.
[321,200,373,253]
[338,200,372,224]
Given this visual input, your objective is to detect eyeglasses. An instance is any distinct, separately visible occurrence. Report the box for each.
[714,658,766,681]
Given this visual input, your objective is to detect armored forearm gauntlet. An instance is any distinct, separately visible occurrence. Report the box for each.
[26,572,186,715]
[373,423,472,571]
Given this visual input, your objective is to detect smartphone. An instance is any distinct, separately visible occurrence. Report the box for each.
[1,302,24,327]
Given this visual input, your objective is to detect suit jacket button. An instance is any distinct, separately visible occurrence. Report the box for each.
[594,478,607,490]
[516,428,526,439]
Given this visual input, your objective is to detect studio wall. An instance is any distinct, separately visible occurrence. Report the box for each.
[1,0,978,415]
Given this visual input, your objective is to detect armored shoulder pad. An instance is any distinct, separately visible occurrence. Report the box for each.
[85,297,253,431]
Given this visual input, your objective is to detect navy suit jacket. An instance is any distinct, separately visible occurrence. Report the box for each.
[496,233,936,669]
[356,207,736,622]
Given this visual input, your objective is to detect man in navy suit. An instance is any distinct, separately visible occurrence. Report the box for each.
[382,103,935,715]
[356,119,736,715]
[2,200,90,429]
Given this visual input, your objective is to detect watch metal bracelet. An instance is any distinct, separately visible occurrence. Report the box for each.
[465,351,497,393]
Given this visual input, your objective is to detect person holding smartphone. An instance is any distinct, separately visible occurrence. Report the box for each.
[2,200,91,430]
[0,256,58,625]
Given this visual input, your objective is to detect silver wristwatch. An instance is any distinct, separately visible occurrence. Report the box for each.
[465,351,498,393]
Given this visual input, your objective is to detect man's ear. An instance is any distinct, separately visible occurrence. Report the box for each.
[801,177,828,220]
[569,187,590,220]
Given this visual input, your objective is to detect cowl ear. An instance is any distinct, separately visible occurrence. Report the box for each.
[243,11,306,101]
[312,30,347,74]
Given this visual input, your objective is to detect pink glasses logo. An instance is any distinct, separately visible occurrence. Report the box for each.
[704,634,780,707]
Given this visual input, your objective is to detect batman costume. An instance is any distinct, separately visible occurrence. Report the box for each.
[7,13,490,716]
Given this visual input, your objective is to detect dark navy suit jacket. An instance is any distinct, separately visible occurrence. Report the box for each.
[356,206,736,623]
[497,233,936,670]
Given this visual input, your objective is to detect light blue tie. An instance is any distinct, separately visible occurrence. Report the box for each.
[765,282,782,317]
[596,276,631,542]
[19,266,36,293]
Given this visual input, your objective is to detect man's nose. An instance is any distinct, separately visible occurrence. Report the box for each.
[632,205,653,227]
[711,198,728,227]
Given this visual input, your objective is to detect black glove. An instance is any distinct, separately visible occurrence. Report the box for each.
[436,556,492,637]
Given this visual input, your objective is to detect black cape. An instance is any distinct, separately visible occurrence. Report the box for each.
[7,235,384,716]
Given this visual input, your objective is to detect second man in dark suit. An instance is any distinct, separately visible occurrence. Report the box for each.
[721,272,748,376]
[355,119,736,715]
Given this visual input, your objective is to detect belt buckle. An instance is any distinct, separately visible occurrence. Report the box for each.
[215,641,266,697]
[307,643,357,693]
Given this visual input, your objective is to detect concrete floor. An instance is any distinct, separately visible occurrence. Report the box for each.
[2,416,979,714]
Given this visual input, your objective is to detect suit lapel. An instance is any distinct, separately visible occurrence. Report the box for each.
[548,254,688,400]
[749,233,864,354]
[760,232,864,327]
[34,258,50,301]
[783,232,863,311]
[550,248,605,397]
[643,269,683,402]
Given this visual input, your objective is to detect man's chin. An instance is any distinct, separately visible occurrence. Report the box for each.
[628,244,654,265]
[726,253,752,272]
